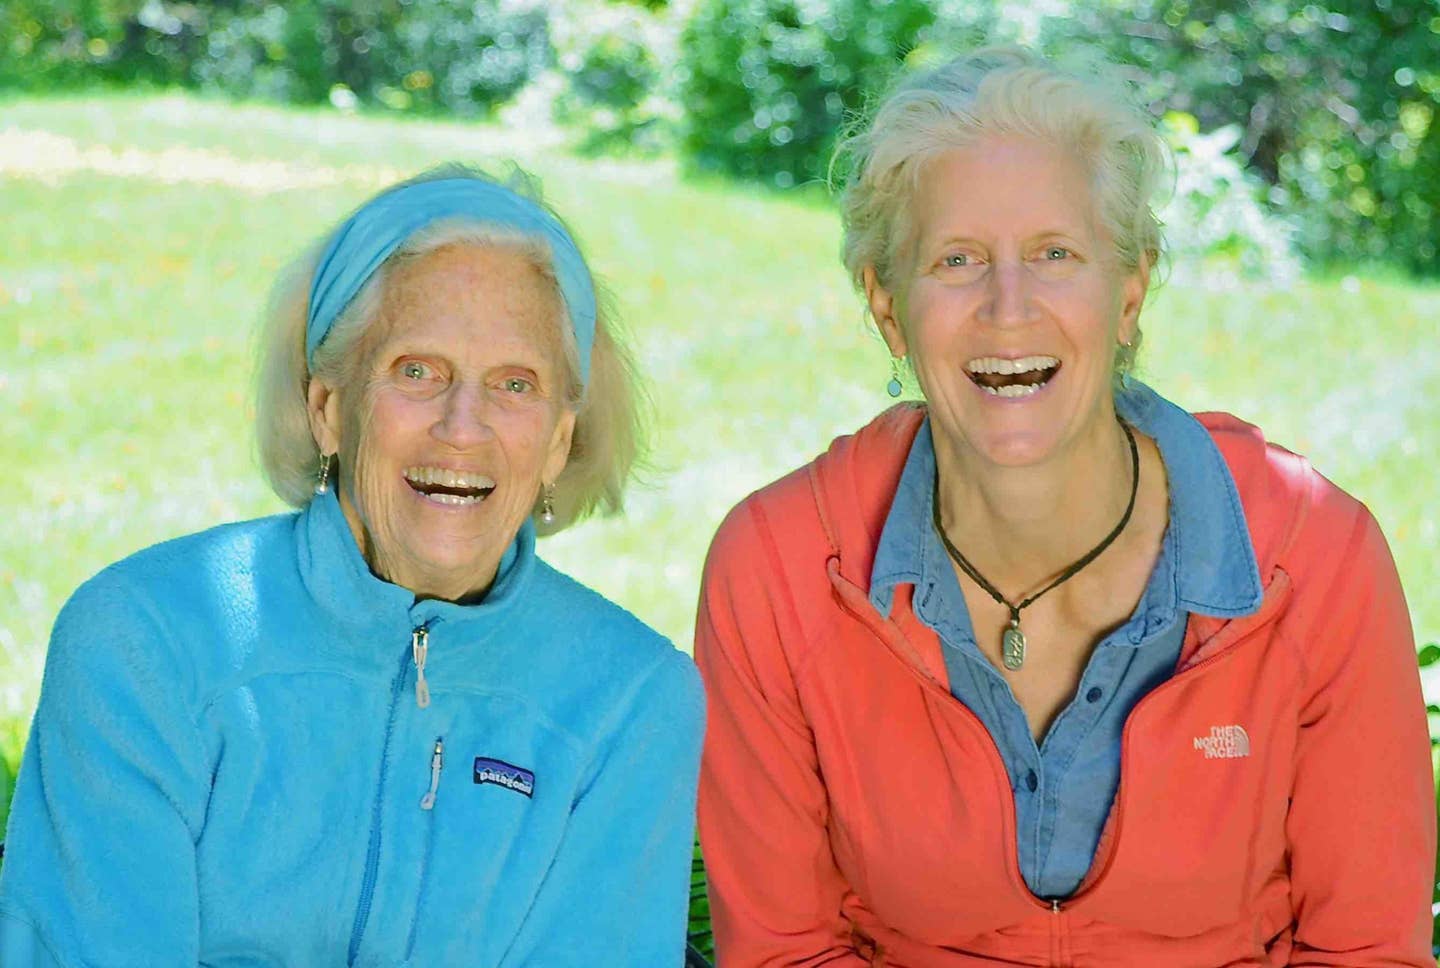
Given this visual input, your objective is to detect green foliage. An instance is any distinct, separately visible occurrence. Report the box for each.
[676,0,964,187]
[1160,114,1298,282]
[552,0,677,152]
[0,0,552,115]
[1044,0,1440,277]
[0,750,13,849]
[0,718,21,855]
[688,838,713,958]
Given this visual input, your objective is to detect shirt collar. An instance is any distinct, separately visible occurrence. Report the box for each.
[868,380,1262,622]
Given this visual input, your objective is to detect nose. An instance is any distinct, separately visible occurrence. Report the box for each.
[430,380,494,449]
[980,260,1034,328]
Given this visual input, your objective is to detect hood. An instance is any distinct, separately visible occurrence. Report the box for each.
[804,403,928,594]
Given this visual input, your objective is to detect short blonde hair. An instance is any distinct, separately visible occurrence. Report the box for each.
[835,46,1171,372]
[253,164,647,534]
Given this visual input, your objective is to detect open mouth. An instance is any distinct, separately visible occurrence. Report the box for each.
[964,355,1061,398]
[403,466,496,506]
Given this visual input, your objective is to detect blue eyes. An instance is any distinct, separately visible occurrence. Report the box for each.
[939,247,1074,270]
[397,364,530,394]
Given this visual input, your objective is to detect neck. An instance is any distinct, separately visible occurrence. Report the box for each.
[335,486,500,604]
[933,411,1135,599]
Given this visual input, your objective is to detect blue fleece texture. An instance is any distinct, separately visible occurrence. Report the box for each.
[0,489,705,966]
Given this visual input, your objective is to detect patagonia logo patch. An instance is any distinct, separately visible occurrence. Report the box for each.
[473,757,535,798]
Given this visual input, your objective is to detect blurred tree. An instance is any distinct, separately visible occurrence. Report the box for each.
[676,0,990,187]
[0,0,553,116]
[553,0,678,153]
[1044,0,1440,274]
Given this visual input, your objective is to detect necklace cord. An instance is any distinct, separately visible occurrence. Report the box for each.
[931,419,1141,618]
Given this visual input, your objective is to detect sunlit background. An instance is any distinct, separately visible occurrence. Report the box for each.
[2,0,1437,940]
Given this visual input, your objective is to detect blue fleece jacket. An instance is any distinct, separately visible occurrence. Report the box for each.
[0,489,705,966]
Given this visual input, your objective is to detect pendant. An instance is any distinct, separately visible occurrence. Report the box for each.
[1001,619,1026,671]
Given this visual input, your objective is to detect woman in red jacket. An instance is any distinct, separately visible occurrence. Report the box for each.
[695,47,1434,966]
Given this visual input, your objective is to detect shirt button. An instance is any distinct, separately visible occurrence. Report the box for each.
[1025,770,1038,792]
[1086,687,1103,703]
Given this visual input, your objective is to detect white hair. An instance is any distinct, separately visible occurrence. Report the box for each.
[835,46,1172,375]
[253,164,647,534]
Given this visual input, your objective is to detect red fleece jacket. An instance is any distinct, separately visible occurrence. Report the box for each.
[696,405,1434,967]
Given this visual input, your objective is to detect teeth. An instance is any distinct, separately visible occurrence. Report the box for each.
[423,492,484,506]
[965,355,1059,375]
[980,383,1043,398]
[404,467,496,489]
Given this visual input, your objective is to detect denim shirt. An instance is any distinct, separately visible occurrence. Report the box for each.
[868,382,1263,899]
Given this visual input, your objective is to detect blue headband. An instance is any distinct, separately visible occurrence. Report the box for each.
[306,177,597,385]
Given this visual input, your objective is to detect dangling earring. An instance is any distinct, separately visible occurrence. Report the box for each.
[539,484,556,526]
[314,453,332,495]
[886,356,904,398]
[1116,335,1137,383]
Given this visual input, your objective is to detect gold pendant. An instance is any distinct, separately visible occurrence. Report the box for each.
[1001,621,1026,671]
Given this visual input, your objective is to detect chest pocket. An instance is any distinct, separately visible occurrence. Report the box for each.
[396,693,585,957]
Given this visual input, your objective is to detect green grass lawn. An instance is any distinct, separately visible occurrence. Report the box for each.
[2,91,1437,750]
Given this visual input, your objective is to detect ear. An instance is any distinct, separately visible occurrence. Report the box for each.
[863,265,908,359]
[542,407,578,487]
[306,376,344,457]
[1117,253,1152,345]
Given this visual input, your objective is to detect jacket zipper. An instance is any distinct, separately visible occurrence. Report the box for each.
[420,737,444,810]
[828,561,1285,914]
[346,639,418,965]
[407,736,445,956]
[412,626,431,708]
[1049,899,1062,966]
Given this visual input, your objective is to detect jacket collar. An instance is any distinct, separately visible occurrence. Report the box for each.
[295,487,536,638]
[859,381,1262,623]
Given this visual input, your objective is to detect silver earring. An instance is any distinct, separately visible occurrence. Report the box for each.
[314,453,332,495]
[1116,336,1137,376]
[886,356,904,398]
[1117,337,1140,388]
[539,484,556,526]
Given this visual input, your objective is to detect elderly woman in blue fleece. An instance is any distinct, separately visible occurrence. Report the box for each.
[0,164,705,965]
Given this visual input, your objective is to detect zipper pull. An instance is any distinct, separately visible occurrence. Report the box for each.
[420,737,444,810]
[412,626,430,709]
[1051,899,1062,913]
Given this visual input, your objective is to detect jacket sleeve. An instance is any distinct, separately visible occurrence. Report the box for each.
[0,572,209,967]
[695,503,872,967]
[1285,505,1435,966]
[501,650,705,968]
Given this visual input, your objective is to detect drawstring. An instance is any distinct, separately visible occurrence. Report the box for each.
[412,626,430,708]
[420,737,443,810]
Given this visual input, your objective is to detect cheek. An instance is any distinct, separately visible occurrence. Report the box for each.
[497,404,561,463]
[341,394,413,522]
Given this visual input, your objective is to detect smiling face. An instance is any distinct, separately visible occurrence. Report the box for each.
[866,135,1148,472]
[308,242,576,602]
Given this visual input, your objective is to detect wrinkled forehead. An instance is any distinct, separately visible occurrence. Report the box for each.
[366,242,569,358]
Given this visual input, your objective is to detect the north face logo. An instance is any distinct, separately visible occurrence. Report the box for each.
[1193,725,1250,759]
